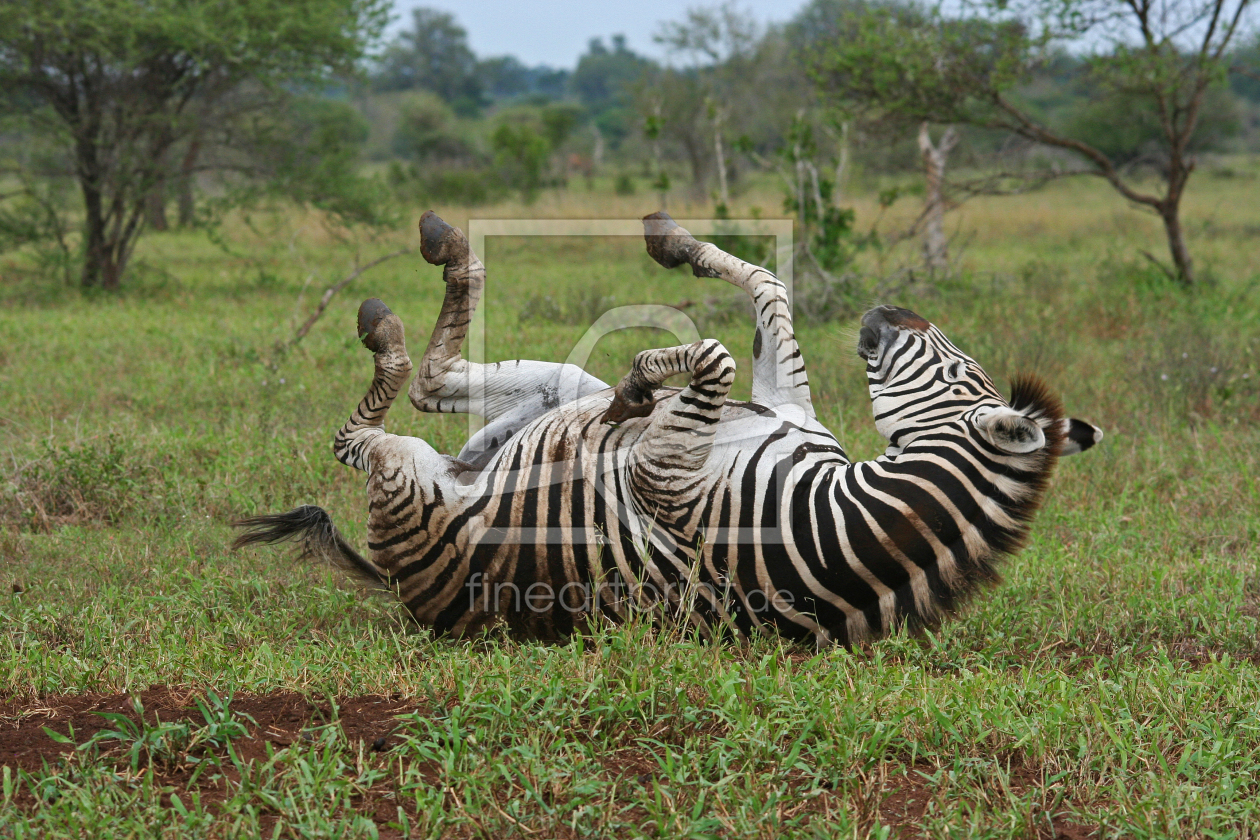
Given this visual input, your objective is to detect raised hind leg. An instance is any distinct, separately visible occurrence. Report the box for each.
[601,339,738,627]
[334,298,421,472]
[642,212,814,418]
[410,212,608,465]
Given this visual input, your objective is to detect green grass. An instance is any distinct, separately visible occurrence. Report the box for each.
[1,169,1259,838]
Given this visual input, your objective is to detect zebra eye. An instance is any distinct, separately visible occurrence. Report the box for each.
[945,361,966,382]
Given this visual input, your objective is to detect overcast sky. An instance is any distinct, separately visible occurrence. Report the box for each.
[389,0,810,69]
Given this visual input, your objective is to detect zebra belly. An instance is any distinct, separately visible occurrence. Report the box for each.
[388,393,850,639]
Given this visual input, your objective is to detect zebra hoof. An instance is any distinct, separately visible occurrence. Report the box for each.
[642,211,716,278]
[601,381,656,425]
[642,211,695,269]
[419,211,469,267]
[358,298,404,354]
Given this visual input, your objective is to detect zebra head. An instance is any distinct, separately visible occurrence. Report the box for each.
[858,305,1067,455]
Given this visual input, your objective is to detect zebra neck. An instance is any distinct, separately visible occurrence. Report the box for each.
[796,435,1060,637]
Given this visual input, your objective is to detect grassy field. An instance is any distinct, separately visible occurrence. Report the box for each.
[1,164,1259,838]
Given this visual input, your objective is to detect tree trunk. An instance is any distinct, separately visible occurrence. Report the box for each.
[177,138,200,228]
[79,177,136,290]
[712,107,729,207]
[146,180,168,231]
[591,124,604,171]
[99,254,125,291]
[682,134,707,201]
[1160,203,1195,286]
[80,176,107,289]
[1157,140,1195,286]
[918,123,957,275]
[832,120,850,206]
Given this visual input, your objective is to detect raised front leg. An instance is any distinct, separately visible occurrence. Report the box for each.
[333,298,474,627]
[643,212,814,418]
[410,212,607,464]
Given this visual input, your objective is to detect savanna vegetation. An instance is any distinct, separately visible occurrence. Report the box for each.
[2,0,1259,837]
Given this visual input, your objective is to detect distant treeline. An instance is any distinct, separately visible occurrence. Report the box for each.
[1,0,1256,290]
[367,3,1260,207]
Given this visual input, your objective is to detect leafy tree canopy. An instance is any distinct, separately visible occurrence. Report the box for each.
[804,0,1256,285]
[573,35,656,114]
[0,0,389,289]
[373,8,484,114]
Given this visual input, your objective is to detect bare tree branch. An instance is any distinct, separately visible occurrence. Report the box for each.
[287,248,413,350]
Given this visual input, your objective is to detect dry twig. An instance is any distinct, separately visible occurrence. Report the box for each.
[287,248,412,349]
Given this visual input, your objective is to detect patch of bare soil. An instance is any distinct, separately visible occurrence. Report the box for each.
[597,746,1108,839]
[1042,636,1260,672]
[2,688,1111,838]
[877,760,1106,840]
[0,686,419,777]
[0,685,421,836]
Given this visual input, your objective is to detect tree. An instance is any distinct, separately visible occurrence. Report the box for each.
[572,36,654,112]
[0,0,388,289]
[655,3,761,205]
[490,103,583,202]
[918,123,958,272]
[476,56,570,103]
[807,0,1256,286]
[374,8,483,114]
[391,92,472,164]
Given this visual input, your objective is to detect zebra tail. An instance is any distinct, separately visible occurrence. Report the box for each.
[231,505,393,592]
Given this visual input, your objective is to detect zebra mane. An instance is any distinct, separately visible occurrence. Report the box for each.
[1009,373,1067,454]
[978,373,1068,555]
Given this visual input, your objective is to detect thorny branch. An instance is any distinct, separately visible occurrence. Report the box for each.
[286,248,413,350]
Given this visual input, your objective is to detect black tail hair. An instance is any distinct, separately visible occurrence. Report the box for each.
[231,505,393,592]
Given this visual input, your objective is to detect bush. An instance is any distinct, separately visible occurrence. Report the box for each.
[387,161,506,207]
[2,435,162,531]
[391,92,475,164]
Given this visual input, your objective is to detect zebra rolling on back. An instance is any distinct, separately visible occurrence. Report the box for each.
[235,211,1102,646]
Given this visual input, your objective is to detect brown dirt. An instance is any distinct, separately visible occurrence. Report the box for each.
[877,760,1107,840]
[0,685,423,837]
[1044,636,1260,671]
[1,688,1112,838]
[0,686,420,777]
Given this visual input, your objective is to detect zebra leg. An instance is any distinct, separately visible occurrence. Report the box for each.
[602,338,736,475]
[642,212,814,418]
[408,211,484,416]
[333,298,474,625]
[410,212,607,463]
[334,298,442,476]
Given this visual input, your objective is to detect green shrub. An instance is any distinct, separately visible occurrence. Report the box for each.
[3,435,160,531]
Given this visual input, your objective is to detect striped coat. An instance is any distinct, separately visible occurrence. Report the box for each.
[236,212,1101,646]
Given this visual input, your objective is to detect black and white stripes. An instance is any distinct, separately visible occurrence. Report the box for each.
[235,212,1101,646]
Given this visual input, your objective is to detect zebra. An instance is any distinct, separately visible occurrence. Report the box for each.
[235,211,1102,646]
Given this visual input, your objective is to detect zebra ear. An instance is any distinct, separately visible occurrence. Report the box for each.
[1060,418,1104,456]
[974,407,1046,454]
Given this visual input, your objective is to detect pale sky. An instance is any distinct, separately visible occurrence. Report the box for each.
[389,0,810,69]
